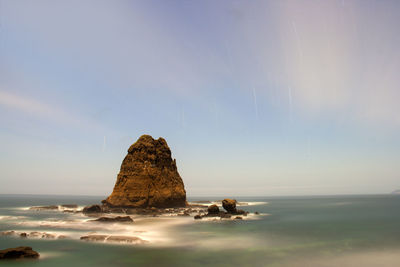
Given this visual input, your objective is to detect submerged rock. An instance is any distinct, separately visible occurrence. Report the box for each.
[1,230,65,239]
[80,235,108,242]
[60,204,78,209]
[106,236,146,244]
[80,235,146,244]
[0,247,39,260]
[90,216,133,223]
[103,135,187,208]
[222,199,237,213]
[220,213,232,219]
[0,231,15,236]
[235,209,247,215]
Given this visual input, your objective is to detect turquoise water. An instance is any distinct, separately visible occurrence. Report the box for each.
[1,194,400,266]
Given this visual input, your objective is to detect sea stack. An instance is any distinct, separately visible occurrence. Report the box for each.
[104,135,186,208]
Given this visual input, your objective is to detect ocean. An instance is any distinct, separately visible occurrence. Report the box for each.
[1,194,400,266]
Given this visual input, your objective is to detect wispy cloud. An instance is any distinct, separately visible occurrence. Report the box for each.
[0,90,55,116]
[0,90,96,129]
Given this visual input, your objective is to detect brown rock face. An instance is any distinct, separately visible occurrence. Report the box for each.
[104,135,186,208]
[222,198,237,213]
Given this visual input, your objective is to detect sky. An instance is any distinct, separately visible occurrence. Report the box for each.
[1,0,400,196]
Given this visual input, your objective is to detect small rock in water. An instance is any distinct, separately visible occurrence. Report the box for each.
[90,216,133,223]
[80,235,108,242]
[220,213,232,219]
[235,216,243,220]
[29,232,42,238]
[255,211,259,215]
[235,209,248,216]
[222,199,237,213]
[194,215,202,220]
[61,204,78,209]
[42,233,56,239]
[63,210,75,213]
[207,204,220,214]
[0,231,15,236]
[83,205,102,214]
[20,233,27,238]
[0,247,39,260]
[106,236,146,244]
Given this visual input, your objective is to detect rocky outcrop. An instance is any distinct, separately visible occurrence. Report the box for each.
[103,135,186,208]
[222,199,237,213]
[0,247,39,260]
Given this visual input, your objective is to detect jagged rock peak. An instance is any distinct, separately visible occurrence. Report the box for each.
[104,135,186,208]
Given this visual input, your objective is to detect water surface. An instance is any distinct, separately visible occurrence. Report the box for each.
[1,194,400,266]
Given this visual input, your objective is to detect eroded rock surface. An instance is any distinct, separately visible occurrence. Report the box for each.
[104,135,186,208]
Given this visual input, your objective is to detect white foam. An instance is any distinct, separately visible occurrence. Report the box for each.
[188,201,268,207]
[1,203,266,247]
[0,215,27,220]
[238,201,268,206]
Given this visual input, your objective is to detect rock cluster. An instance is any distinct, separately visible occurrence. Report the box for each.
[103,135,186,208]
[194,198,249,220]
[0,247,39,260]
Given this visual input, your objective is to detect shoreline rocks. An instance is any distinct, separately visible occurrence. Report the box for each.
[0,247,39,260]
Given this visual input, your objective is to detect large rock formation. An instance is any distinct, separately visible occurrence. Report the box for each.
[104,135,186,208]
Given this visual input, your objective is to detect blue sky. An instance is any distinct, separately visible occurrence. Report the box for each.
[1,0,400,196]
